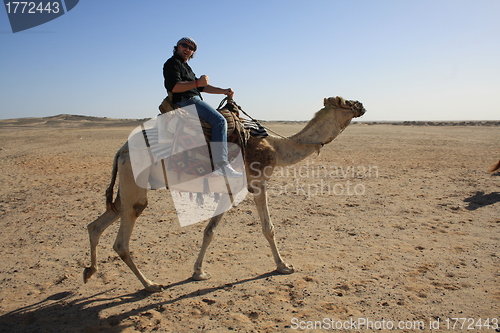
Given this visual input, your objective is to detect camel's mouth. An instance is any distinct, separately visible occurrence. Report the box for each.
[347,100,366,118]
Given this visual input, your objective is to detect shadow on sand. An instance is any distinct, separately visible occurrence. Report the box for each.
[0,271,280,332]
[463,191,500,211]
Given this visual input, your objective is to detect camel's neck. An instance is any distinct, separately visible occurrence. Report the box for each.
[268,107,347,167]
[289,108,345,145]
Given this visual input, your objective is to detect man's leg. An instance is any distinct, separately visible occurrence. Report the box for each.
[189,98,228,165]
[176,97,241,178]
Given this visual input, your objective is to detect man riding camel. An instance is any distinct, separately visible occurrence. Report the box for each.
[163,37,241,178]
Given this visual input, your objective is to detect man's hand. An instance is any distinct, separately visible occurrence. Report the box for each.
[224,88,234,98]
[197,75,209,87]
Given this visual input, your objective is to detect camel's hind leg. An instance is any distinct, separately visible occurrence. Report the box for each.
[112,195,163,292]
[83,198,121,283]
[110,158,164,292]
[84,199,161,291]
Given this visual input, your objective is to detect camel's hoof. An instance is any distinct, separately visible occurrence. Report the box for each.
[144,283,164,292]
[192,271,212,281]
[277,263,295,275]
[83,267,96,283]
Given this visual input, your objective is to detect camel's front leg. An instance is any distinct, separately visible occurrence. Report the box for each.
[254,182,294,274]
[193,192,237,280]
[192,212,225,280]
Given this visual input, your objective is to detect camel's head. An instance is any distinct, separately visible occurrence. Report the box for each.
[321,96,366,132]
[324,96,366,118]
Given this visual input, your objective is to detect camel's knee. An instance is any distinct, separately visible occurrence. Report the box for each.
[203,225,216,239]
[203,215,223,239]
[87,210,119,239]
[113,241,130,260]
[113,241,125,254]
[262,224,275,240]
[264,231,275,242]
[133,199,148,217]
[87,221,104,239]
[87,223,97,239]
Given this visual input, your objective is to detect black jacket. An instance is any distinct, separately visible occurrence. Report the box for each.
[163,53,204,104]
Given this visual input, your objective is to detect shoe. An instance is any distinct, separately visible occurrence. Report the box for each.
[213,164,243,178]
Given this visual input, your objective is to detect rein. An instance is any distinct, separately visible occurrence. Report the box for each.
[219,97,325,148]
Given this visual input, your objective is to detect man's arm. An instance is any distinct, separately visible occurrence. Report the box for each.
[203,85,234,97]
[171,81,198,93]
[173,75,233,97]
[172,74,207,93]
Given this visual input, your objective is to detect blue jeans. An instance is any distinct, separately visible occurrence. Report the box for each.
[177,96,228,164]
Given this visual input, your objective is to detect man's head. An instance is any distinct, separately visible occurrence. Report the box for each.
[174,37,197,61]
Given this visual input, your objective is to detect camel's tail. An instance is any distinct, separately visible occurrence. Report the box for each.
[106,144,127,213]
[489,159,500,173]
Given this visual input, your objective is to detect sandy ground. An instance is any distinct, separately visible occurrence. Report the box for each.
[0,115,498,332]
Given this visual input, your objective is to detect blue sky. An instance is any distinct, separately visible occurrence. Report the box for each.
[1,0,499,121]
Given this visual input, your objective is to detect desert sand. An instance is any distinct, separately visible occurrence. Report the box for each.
[0,115,498,332]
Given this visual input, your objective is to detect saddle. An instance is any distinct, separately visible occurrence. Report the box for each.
[153,96,267,204]
[159,94,251,148]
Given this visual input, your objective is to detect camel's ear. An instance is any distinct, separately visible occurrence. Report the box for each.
[324,96,348,108]
[324,97,338,107]
[338,96,349,107]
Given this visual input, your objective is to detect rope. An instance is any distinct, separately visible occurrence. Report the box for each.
[220,97,324,146]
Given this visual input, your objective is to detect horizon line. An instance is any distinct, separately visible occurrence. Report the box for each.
[0,113,499,123]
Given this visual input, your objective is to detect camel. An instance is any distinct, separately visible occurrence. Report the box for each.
[83,96,366,291]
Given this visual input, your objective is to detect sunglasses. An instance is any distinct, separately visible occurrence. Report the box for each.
[179,43,195,51]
